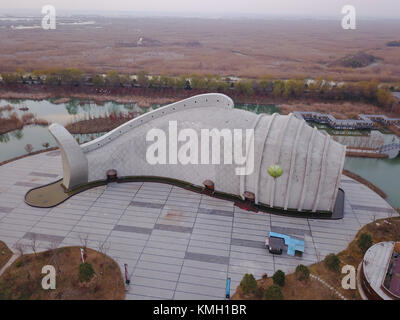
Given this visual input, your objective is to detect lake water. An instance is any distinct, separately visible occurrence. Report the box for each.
[0,99,398,209]
[344,157,400,209]
[0,100,279,162]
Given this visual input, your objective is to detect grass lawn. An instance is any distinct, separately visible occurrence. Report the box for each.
[233,216,400,300]
[0,241,12,271]
[310,216,400,300]
[232,272,340,300]
[0,246,125,300]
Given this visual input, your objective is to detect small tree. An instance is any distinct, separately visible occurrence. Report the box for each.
[264,285,283,300]
[357,233,373,253]
[30,233,38,257]
[97,241,110,275]
[14,242,31,280]
[324,253,341,272]
[79,233,89,250]
[48,241,62,278]
[79,262,95,282]
[240,273,257,295]
[272,270,286,287]
[295,264,310,281]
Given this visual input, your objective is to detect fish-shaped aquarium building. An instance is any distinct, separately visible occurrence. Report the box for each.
[26,93,346,218]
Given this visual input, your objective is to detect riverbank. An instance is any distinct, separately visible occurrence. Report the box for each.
[65,114,134,134]
[0,147,58,167]
[1,85,399,119]
[279,101,400,120]
[0,87,178,108]
[346,150,388,159]
[343,169,387,198]
[0,111,49,135]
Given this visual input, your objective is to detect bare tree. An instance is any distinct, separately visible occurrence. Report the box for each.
[97,241,110,275]
[316,250,322,263]
[30,233,38,257]
[79,233,90,250]
[14,241,31,280]
[47,241,62,279]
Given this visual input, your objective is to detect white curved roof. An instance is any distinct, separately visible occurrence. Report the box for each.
[50,93,346,213]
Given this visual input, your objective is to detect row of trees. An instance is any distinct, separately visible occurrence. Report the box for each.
[239,265,310,300]
[1,68,397,108]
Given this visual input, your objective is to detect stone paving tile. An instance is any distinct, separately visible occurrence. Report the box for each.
[128,285,174,299]
[182,259,228,272]
[231,238,265,249]
[132,276,177,291]
[197,208,234,217]
[180,265,227,279]
[229,252,275,265]
[232,227,267,237]
[136,260,183,273]
[146,240,188,252]
[179,273,227,287]
[143,247,187,259]
[187,245,230,258]
[113,224,153,234]
[0,206,14,213]
[14,181,43,188]
[34,221,75,232]
[23,231,64,243]
[189,239,230,251]
[147,234,190,246]
[29,172,59,178]
[185,252,229,265]
[134,268,180,282]
[130,201,164,209]
[153,223,193,233]
[139,252,185,267]
[174,291,220,300]
[176,282,225,298]
[1,153,399,300]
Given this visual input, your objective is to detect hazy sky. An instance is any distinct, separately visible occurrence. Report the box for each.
[2,0,400,18]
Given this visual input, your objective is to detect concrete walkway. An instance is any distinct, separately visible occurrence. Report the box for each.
[0,151,397,300]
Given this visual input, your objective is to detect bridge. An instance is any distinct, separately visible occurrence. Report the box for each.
[294,111,400,130]
[376,143,400,159]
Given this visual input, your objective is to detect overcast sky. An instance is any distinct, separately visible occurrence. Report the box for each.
[2,0,400,18]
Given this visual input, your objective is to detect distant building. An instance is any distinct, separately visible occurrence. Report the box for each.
[360,241,400,300]
[393,92,400,103]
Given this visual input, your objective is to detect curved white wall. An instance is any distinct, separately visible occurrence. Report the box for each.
[49,93,346,213]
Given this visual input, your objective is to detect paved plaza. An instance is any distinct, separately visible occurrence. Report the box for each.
[0,150,398,299]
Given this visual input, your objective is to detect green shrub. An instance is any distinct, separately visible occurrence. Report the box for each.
[240,273,257,295]
[357,233,373,253]
[295,264,310,281]
[79,262,95,282]
[324,253,341,272]
[264,285,283,300]
[272,270,286,287]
